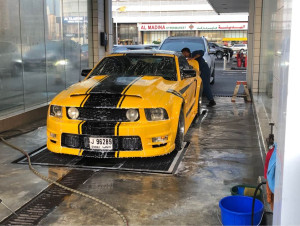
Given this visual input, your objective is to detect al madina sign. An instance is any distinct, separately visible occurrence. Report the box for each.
[138,23,248,31]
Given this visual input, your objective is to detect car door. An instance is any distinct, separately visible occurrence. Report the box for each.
[176,56,198,130]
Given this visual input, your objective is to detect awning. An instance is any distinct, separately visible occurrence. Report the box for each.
[222,37,248,41]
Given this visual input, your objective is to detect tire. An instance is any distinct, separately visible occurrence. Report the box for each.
[216,51,223,60]
[175,109,185,151]
[197,86,203,115]
[210,67,215,85]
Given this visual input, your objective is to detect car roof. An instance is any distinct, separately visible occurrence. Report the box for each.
[165,36,205,40]
[110,49,182,56]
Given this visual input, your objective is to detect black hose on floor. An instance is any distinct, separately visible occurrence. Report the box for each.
[0,137,128,226]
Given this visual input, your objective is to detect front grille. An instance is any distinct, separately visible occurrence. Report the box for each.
[68,107,139,122]
[61,133,142,151]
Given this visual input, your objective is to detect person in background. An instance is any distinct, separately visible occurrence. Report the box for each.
[181,48,216,107]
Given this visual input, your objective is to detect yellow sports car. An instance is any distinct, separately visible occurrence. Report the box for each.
[47,50,203,158]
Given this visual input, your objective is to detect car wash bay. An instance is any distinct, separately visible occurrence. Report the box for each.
[0,62,264,225]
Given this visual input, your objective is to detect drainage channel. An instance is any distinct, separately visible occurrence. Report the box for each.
[0,169,94,225]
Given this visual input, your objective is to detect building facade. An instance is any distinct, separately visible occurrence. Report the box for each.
[112,0,248,45]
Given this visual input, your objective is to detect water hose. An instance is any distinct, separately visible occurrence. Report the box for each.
[251,181,266,225]
[0,137,128,226]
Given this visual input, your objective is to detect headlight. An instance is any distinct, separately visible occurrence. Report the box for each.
[67,107,79,119]
[54,59,68,66]
[145,108,169,121]
[126,109,139,121]
[50,105,62,118]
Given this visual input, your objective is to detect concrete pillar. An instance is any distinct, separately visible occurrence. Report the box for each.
[87,0,94,68]
[195,30,199,37]
[247,0,262,93]
[97,0,105,60]
[138,31,142,44]
[87,0,112,68]
[105,0,113,54]
[168,30,171,37]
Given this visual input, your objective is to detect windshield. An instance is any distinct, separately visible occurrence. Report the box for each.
[160,39,205,53]
[90,55,177,81]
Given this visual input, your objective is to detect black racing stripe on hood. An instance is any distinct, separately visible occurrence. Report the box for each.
[81,76,141,136]
[83,76,140,108]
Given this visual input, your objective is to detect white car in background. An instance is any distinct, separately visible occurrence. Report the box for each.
[231,44,248,53]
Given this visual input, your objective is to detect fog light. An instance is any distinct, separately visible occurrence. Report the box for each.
[126,109,139,121]
[152,136,168,143]
[50,133,56,138]
[68,107,79,119]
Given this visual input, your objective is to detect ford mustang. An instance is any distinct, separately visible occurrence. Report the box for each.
[47,50,203,158]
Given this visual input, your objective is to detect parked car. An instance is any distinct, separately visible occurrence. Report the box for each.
[21,40,81,72]
[159,36,216,84]
[47,50,203,158]
[231,44,248,54]
[112,44,159,53]
[208,42,233,60]
[0,41,22,77]
[208,42,224,59]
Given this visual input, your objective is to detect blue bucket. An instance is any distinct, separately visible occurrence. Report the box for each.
[219,196,264,225]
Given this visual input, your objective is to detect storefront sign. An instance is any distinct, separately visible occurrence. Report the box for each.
[63,16,87,24]
[138,23,248,31]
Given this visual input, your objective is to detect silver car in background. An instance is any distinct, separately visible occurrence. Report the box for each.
[159,36,216,84]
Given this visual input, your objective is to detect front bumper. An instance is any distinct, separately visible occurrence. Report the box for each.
[47,117,176,158]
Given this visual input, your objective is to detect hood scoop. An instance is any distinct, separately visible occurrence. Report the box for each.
[70,91,142,99]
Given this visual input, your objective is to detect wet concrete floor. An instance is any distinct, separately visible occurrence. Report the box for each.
[0,97,263,225]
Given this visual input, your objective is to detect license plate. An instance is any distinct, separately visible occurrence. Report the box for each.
[89,137,113,150]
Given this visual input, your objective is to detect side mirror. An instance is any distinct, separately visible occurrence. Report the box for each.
[81,69,92,77]
[182,69,196,78]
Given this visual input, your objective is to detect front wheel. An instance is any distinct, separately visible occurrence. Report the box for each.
[216,51,223,60]
[175,109,185,151]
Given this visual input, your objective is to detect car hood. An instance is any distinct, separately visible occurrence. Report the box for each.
[52,75,177,108]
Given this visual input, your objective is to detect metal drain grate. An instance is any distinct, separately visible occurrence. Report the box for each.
[13,143,189,174]
[0,170,94,225]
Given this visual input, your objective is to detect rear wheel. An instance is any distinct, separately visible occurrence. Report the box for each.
[210,68,215,85]
[197,86,203,115]
[175,109,185,151]
[216,51,223,60]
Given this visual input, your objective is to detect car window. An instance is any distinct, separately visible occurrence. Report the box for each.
[178,56,190,69]
[90,55,177,81]
[160,39,205,53]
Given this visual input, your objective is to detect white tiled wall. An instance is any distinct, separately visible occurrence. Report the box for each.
[254,0,300,224]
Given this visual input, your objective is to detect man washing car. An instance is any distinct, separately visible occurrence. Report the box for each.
[181,48,216,107]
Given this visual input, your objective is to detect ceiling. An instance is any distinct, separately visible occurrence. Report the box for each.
[207,0,249,14]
